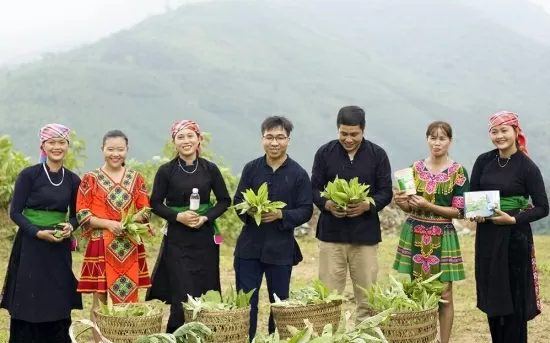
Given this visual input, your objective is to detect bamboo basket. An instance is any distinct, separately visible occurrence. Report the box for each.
[184,306,251,343]
[366,306,438,343]
[271,300,342,339]
[91,305,163,343]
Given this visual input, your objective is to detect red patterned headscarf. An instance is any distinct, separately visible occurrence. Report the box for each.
[488,111,528,156]
[171,120,203,153]
[39,123,71,163]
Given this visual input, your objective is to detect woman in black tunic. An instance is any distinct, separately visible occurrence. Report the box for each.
[0,123,83,343]
[470,111,548,343]
[145,120,231,333]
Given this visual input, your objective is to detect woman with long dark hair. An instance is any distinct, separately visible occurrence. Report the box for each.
[471,111,548,343]
[1,123,83,342]
[146,120,231,333]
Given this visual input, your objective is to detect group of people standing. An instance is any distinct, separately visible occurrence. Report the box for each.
[0,106,546,343]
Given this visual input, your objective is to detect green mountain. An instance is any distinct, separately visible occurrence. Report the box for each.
[1,0,550,180]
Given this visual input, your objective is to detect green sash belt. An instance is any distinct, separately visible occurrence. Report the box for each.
[500,196,529,212]
[169,202,221,236]
[22,208,67,227]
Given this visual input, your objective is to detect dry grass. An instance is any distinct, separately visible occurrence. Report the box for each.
[1,231,549,342]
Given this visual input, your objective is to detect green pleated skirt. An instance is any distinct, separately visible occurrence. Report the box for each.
[393,212,465,282]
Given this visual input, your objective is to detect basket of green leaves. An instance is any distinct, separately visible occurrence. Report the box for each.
[359,272,448,343]
[252,308,393,343]
[270,279,347,339]
[92,296,164,343]
[182,287,255,343]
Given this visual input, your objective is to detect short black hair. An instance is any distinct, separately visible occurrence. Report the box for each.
[261,116,294,136]
[336,106,366,130]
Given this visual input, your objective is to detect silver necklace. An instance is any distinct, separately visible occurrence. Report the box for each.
[42,163,64,186]
[177,159,198,174]
[496,154,511,168]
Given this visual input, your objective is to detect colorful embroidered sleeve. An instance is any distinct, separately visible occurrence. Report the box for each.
[76,172,95,227]
[132,172,152,223]
[451,166,469,217]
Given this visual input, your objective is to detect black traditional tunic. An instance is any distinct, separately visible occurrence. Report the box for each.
[145,157,231,333]
[471,150,548,343]
[233,155,313,338]
[311,139,393,243]
[0,163,83,343]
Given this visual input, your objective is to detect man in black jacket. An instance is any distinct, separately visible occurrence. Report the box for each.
[311,106,393,323]
[233,116,313,338]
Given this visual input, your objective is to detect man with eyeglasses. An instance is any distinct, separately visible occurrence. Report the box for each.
[311,106,393,324]
[233,116,313,339]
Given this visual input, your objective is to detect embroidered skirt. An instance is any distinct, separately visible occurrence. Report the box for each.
[77,229,151,303]
[393,213,465,282]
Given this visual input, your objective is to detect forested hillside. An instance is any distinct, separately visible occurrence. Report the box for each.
[1,0,549,177]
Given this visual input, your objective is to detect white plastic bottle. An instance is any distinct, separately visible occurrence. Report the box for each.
[190,188,200,210]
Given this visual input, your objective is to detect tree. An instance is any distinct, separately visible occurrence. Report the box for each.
[0,136,31,209]
[64,131,87,175]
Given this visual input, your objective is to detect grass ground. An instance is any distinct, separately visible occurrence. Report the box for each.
[1,233,549,343]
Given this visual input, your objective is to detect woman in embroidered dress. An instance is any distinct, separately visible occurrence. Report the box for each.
[1,123,82,343]
[470,112,548,343]
[392,121,469,343]
[145,120,231,333]
[75,130,152,342]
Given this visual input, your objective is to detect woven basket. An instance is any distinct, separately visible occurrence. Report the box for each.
[92,305,163,343]
[367,306,438,343]
[184,306,250,343]
[271,300,342,339]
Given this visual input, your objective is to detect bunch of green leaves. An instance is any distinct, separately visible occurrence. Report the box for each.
[271,279,347,307]
[135,321,212,343]
[359,272,447,312]
[232,182,287,225]
[99,295,163,317]
[251,309,392,343]
[183,286,256,320]
[320,176,375,210]
[121,203,153,244]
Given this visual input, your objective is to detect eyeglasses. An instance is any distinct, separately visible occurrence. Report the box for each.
[262,135,288,142]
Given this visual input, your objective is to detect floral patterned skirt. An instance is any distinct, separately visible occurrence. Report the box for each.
[77,229,151,303]
[393,213,465,282]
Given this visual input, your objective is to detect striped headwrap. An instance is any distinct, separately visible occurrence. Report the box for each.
[39,123,71,163]
[488,111,528,156]
[171,120,203,153]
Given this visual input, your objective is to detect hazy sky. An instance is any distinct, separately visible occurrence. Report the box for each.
[0,0,167,63]
[0,0,549,64]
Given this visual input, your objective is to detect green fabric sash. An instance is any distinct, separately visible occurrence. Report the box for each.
[169,202,221,237]
[500,196,529,212]
[22,208,66,227]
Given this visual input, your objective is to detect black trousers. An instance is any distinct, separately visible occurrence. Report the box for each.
[234,258,292,339]
[487,315,527,343]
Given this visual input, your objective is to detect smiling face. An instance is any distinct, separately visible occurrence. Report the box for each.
[338,124,363,153]
[102,137,128,169]
[426,127,452,157]
[173,128,200,159]
[42,137,69,163]
[490,124,517,151]
[262,126,289,159]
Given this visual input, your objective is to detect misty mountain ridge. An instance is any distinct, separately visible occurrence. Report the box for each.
[1,0,549,182]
